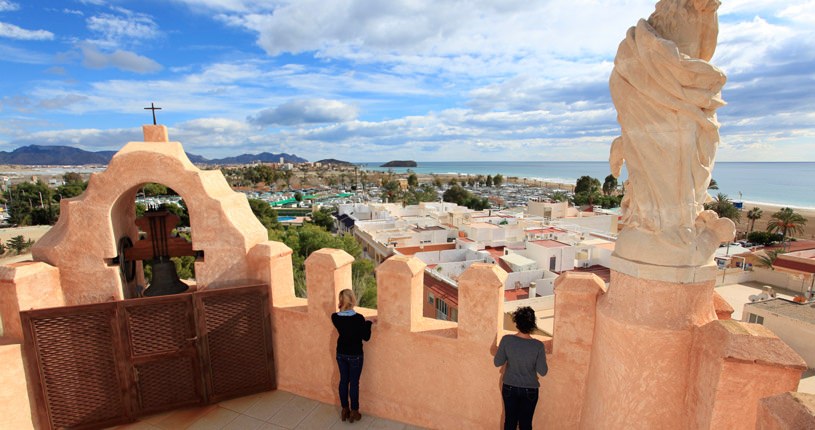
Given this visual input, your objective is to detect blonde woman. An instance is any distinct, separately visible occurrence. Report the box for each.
[332,289,372,423]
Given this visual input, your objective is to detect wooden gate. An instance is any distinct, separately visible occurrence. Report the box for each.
[20,283,275,430]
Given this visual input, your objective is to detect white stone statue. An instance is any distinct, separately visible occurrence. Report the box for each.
[609,0,734,267]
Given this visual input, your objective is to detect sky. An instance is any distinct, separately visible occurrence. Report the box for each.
[0,0,813,162]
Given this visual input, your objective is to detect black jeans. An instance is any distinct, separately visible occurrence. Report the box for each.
[502,384,539,430]
[337,354,364,410]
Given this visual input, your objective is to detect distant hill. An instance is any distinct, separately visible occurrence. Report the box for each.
[0,145,307,165]
[212,152,307,165]
[381,160,417,167]
[317,158,354,166]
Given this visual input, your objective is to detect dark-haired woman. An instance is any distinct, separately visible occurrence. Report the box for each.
[494,306,548,430]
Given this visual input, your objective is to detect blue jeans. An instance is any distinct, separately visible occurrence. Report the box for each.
[502,384,539,430]
[337,354,364,410]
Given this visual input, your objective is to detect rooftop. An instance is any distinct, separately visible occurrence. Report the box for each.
[746,298,815,324]
[531,239,569,248]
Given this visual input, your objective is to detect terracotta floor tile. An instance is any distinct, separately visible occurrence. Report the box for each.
[154,404,218,430]
[267,395,318,429]
[109,421,162,430]
[243,390,295,421]
[219,391,269,413]
[296,403,340,429]
[222,414,266,430]
[327,413,374,429]
[186,407,240,430]
[256,423,289,430]
[140,410,176,425]
[368,417,407,430]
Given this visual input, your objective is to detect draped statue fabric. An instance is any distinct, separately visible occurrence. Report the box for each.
[609,1,734,267]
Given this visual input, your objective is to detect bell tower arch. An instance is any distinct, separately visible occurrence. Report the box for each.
[32,125,268,305]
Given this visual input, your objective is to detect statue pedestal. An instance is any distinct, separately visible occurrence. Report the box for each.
[580,265,716,429]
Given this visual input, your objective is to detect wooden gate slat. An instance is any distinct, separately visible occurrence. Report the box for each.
[196,283,275,403]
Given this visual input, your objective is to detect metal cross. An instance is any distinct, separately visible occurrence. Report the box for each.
[144,102,162,125]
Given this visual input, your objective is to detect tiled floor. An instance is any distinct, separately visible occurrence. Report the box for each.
[109,390,427,430]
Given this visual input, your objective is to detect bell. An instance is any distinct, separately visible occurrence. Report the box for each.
[143,259,189,297]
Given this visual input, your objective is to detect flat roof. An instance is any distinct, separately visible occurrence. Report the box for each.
[531,239,569,248]
[501,253,536,266]
[469,222,499,229]
[746,298,815,324]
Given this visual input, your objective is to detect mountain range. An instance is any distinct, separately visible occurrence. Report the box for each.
[0,145,307,165]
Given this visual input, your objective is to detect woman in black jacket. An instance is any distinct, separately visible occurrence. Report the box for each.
[332,289,372,423]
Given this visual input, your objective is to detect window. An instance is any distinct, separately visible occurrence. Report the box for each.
[747,313,765,325]
[549,256,557,271]
[450,308,458,322]
[436,298,448,320]
[428,293,435,304]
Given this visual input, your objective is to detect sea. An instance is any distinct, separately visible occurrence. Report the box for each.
[360,161,815,209]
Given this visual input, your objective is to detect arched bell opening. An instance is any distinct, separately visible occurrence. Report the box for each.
[112,182,201,299]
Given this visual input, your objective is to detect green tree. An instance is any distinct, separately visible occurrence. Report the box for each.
[310,207,335,231]
[62,172,83,183]
[704,193,740,223]
[485,175,493,187]
[602,175,618,196]
[493,174,504,187]
[4,181,56,226]
[442,185,490,210]
[7,235,29,254]
[407,173,419,188]
[248,198,279,230]
[575,176,601,195]
[431,175,443,189]
[56,181,87,200]
[747,231,782,247]
[708,178,718,190]
[294,191,303,202]
[746,207,763,233]
[756,249,783,270]
[161,203,190,228]
[550,191,569,202]
[767,207,807,242]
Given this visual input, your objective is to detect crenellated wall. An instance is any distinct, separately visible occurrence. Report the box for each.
[257,244,809,429]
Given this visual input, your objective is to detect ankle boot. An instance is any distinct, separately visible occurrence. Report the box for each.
[350,409,362,423]
[341,407,350,421]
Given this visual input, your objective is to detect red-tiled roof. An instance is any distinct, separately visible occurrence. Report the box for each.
[424,272,458,307]
[395,243,456,256]
[505,287,529,301]
[765,240,815,253]
[572,265,611,283]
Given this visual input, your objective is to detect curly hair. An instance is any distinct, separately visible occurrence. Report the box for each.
[512,306,537,334]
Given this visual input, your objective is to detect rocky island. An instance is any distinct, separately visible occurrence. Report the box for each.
[380,160,417,167]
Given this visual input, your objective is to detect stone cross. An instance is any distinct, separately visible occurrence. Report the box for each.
[144,102,162,125]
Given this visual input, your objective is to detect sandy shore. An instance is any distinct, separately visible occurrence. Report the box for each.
[735,201,815,240]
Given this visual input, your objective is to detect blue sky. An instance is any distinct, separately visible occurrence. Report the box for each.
[0,0,813,162]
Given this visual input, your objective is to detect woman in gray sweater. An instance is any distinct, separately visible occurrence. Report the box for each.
[494,306,548,430]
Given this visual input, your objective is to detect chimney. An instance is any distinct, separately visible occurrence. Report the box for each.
[529,281,537,298]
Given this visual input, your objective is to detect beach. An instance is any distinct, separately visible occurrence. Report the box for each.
[735,202,815,241]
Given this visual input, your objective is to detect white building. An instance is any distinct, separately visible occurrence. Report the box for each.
[742,298,815,368]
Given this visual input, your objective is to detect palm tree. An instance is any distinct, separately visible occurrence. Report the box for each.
[767,207,807,242]
[708,178,718,190]
[755,249,783,270]
[746,207,763,233]
[705,193,740,222]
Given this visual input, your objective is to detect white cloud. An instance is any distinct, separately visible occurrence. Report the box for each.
[80,43,162,73]
[248,99,359,126]
[0,1,19,12]
[0,42,51,64]
[0,22,54,40]
[86,12,159,48]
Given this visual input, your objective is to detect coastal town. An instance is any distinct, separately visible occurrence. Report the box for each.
[2,0,815,428]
